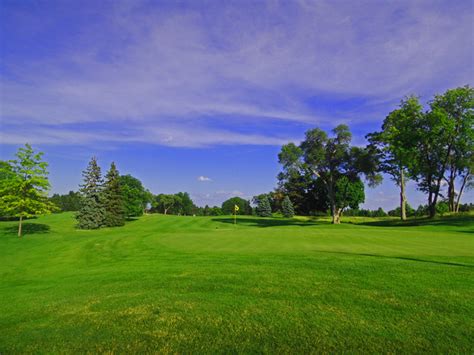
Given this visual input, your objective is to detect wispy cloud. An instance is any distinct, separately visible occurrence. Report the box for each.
[197,176,212,182]
[1,0,472,147]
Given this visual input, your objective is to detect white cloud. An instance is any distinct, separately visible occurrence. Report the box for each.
[197,176,212,182]
[1,0,472,147]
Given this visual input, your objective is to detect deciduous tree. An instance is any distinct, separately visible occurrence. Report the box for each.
[367,96,421,220]
[0,144,56,237]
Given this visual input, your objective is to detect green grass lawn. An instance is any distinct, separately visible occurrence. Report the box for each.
[1,213,473,353]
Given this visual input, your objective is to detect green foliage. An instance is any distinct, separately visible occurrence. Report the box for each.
[388,203,415,217]
[334,176,365,211]
[222,197,252,215]
[151,192,197,215]
[153,194,177,214]
[256,195,272,217]
[76,157,106,229]
[119,175,149,217]
[103,162,125,227]
[49,191,81,212]
[436,202,449,216]
[281,196,295,218]
[0,144,56,236]
[174,192,196,215]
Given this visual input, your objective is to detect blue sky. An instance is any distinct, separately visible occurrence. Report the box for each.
[1,0,473,209]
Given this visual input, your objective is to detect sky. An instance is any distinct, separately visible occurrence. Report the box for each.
[0,0,473,210]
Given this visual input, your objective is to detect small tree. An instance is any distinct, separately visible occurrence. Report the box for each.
[76,157,106,229]
[282,196,295,218]
[256,195,272,217]
[103,162,125,227]
[222,197,252,215]
[436,202,449,216]
[0,144,56,237]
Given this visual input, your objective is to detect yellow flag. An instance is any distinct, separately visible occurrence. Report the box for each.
[234,204,240,212]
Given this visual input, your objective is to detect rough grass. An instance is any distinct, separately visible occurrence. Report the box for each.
[0,212,473,353]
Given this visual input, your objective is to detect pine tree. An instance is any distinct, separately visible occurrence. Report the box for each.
[282,196,295,218]
[76,157,105,229]
[103,162,125,227]
[256,195,272,217]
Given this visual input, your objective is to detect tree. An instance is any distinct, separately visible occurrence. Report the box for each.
[0,144,56,237]
[367,96,421,220]
[76,157,106,229]
[103,162,125,227]
[174,192,196,215]
[429,86,473,212]
[282,196,295,218]
[410,86,473,217]
[279,125,380,224]
[256,195,272,217]
[222,197,252,215]
[332,176,365,223]
[119,174,149,217]
[277,144,329,215]
[153,194,177,214]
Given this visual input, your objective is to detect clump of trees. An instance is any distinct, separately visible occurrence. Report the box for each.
[275,85,473,223]
[50,191,81,212]
[0,144,56,236]
[76,157,153,229]
[278,124,380,224]
[369,86,473,218]
[151,192,197,215]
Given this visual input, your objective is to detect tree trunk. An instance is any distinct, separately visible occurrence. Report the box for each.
[332,208,342,224]
[18,215,23,238]
[447,168,456,212]
[428,188,436,218]
[455,171,470,213]
[400,168,407,221]
[328,177,338,224]
[164,208,168,215]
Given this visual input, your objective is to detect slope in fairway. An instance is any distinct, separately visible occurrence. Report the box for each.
[1,213,473,353]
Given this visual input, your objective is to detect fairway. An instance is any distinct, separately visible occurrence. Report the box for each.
[1,213,473,353]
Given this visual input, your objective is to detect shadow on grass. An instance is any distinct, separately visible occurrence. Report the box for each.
[1,223,51,236]
[315,250,474,268]
[212,217,329,228]
[350,214,474,228]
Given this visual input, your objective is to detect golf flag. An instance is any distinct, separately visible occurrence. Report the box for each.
[234,204,240,212]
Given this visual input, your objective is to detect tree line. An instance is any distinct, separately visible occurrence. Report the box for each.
[1,85,472,233]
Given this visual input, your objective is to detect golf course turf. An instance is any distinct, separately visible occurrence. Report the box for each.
[1,212,473,353]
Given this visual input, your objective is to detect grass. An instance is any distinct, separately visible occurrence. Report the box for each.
[0,212,473,353]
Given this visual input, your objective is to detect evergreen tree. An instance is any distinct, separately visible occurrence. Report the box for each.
[256,195,272,217]
[76,157,105,229]
[282,196,295,218]
[103,162,125,227]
